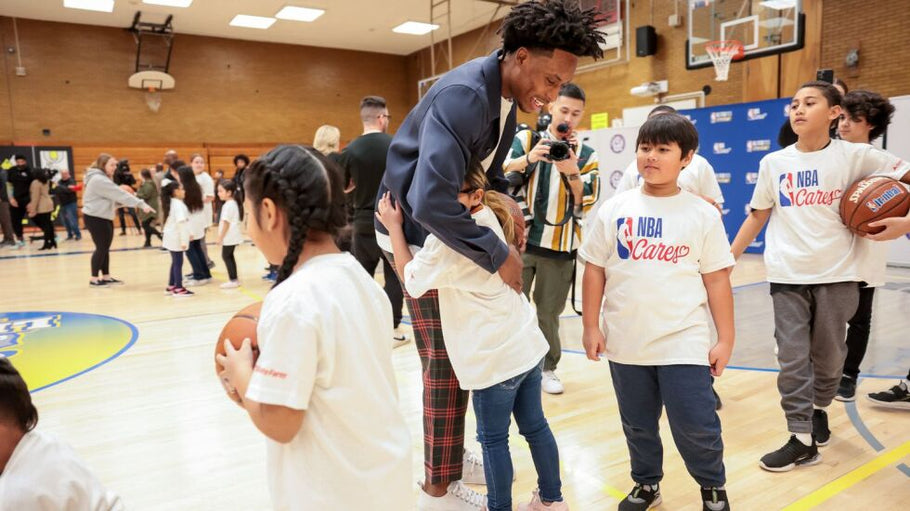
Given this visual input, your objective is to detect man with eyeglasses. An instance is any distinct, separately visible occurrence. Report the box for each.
[338,95,407,349]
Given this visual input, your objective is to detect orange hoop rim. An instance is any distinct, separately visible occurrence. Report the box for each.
[706,39,745,61]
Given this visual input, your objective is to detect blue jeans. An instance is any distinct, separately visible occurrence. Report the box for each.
[609,362,725,488]
[186,239,211,280]
[61,202,80,239]
[169,251,183,288]
[472,365,562,511]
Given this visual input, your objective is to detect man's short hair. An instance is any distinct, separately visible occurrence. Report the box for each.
[558,83,585,103]
[636,113,699,159]
[360,96,388,123]
[0,358,38,433]
[13,154,26,162]
[498,0,605,60]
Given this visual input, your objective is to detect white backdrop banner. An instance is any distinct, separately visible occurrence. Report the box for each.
[885,95,910,266]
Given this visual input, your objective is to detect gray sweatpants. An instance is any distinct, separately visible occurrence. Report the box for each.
[770,282,859,433]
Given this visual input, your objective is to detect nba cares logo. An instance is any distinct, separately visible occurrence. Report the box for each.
[616,217,634,259]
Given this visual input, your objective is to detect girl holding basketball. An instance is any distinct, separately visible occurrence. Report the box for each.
[160,179,193,297]
[376,161,566,511]
[731,81,910,473]
[216,145,412,510]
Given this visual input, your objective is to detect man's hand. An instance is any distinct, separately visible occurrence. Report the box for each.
[9,197,17,208]
[497,245,523,293]
[526,139,553,166]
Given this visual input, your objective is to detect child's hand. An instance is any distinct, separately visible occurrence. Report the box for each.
[709,341,733,377]
[181,245,187,251]
[216,337,255,403]
[582,327,606,361]
[375,191,404,230]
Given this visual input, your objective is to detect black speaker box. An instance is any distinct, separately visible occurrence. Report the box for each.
[636,25,657,57]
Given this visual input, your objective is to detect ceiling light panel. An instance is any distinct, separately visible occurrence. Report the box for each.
[392,21,439,35]
[63,0,114,13]
[229,15,277,30]
[275,6,325,22]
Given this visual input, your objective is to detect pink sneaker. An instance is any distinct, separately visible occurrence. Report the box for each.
[517,490,569,511]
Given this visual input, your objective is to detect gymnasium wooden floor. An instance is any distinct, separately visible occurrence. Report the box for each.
[2,231,909,510]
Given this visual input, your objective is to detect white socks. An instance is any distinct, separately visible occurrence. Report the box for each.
[794,432,813,446]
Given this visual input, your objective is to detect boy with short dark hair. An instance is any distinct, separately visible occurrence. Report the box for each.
[580,113,735,511]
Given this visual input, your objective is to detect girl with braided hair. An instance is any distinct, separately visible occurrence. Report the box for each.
[216,145,412,510]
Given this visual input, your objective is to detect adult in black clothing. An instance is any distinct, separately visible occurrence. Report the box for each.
[112,160,141,235]
[338,96,406,342]
[54,169,82,240]
[0,166,15,246]
[7,155,34,247]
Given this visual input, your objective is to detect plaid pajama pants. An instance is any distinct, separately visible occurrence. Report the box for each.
[384,250,468,484]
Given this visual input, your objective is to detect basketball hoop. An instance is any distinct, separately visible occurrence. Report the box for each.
[705,40,744,81]
[145,87,162,113]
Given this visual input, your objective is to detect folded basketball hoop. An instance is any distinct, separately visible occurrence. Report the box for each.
[705,40,744,82]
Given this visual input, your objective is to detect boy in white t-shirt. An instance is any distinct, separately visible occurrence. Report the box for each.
[217,145,412,510]
[580,113,735,511]
[0,357,124,510]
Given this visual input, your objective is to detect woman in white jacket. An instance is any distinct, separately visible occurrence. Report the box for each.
[82,153,154,287]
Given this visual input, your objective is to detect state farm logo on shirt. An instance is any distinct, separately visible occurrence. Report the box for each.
[778,170,842,207]
[747,108,767,121]
[711,111,733,123]
[616,217,690,263]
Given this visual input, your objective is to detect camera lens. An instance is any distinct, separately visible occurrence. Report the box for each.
[548,141,570,161]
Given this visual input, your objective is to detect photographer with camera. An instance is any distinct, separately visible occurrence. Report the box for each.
[503,82,600,395]
[112,160,142,236]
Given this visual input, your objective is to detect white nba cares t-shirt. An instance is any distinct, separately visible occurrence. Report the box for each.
[750,140,909,284]
[0,430,124,511]
[579,189,735,366]
[403,206,548,390]
[616,153,725,205]
[244,253,413,511]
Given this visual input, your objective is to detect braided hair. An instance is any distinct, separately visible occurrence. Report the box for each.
[244,145,346,287]
[498,0,605,59]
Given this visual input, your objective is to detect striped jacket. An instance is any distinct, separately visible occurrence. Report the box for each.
[505,128,600,254]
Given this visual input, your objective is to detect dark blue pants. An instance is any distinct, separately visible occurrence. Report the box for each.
[169,251,183,288]
[186,239,211,280]
[473,365,562,511]
[609,362,725,488]
[61,202,80,239]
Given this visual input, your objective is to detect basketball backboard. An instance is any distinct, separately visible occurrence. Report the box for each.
[687,0,804,69]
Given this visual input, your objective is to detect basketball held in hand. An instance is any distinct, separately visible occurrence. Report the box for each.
[840,176,910,235]
[214,302,262,377]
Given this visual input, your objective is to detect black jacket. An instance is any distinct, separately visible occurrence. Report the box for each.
[7,165,33,203]
[54,176,79,205]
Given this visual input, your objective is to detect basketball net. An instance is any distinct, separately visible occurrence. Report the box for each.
[705,40,744,82]
[145,87,162,113]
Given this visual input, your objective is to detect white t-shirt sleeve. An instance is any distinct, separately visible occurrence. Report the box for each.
[697,157,725,204]
[246,308,322,411]
[699,212,735,273]
[578,203,614,267]
[614,160,639,195]
[863,145,910,180]
[402,235,470,297]
[749,156,777,210]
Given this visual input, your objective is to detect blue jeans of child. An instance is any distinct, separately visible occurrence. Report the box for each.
[609,362,725,488]
[169,251,183,288]
[186,239,211,280]
[472,364,562,511]
[61,202,80,239]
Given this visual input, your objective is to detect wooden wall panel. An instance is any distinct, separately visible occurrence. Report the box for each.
[743,56,780,102]
[781,0,823,97]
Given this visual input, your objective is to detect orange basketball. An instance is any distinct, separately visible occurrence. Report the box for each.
[840,176,910,235]
[214,301,262,376]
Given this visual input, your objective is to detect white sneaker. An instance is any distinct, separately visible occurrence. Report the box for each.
[417,480,486,511]
[461,450,486,485]
[518,489,570,510]
[220,280,240,289]
[541,371,564,395]
[393,326,411,349]
[185,278,211,287]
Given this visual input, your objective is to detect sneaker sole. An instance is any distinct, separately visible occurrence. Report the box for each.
[759,453,822,472]
[866,396,910,410]
[834,394,856,402]
[815,437,830,447]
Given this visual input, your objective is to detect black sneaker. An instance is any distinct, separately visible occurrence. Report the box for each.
[812,409,830,446]
[759,435,820,472]
[89,280,108,287]
[866,381,910,410]
[713,387,722,410]
[102,277,125,286]
[835,376,856,402]
[618,483,661,511]
[701,487,730,511]
[207,260,216,269]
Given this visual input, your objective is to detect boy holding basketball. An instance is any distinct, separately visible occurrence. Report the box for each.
[731,81,910,472]
[580,113,735,511]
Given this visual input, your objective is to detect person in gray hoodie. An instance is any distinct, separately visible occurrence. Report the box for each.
[82,153,154,287]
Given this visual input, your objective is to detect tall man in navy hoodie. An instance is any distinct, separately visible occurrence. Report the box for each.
[375,1,605,508]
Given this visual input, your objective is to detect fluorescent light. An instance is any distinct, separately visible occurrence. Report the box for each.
[229,15,277,30]
[142,0,194,7]
[275,6,325,22]
[759,0,797,10]
[392,21,439,35]
[63,0,114,12]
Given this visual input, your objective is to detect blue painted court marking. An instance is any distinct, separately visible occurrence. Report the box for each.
[0,239,230,260]
[26,312,140,393]
[845,401,886,451]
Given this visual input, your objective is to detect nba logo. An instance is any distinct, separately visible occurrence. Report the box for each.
[866,199,880,213]
[779,173,795,207]
[616,217,634,259]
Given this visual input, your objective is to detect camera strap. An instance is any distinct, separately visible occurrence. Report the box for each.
[532,164,575,227]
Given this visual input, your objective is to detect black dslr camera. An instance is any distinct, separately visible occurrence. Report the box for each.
[546,123,576,162]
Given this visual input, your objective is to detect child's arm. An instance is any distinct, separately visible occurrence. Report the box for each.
[375,192,411,284]
[730,208,771,259]
[217,339,305,444]
[581,262,607,361]
[703,268,735,376]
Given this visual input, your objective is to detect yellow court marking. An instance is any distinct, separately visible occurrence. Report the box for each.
[603,484,628,501]
[783,440,910,510]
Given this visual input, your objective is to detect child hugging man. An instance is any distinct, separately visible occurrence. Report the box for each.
[580,113,735,511]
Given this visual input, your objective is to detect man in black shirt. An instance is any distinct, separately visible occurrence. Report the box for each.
[0,165,15,246]
[339,96,406,346]
[55,169,82,241]
[7,155,33,248]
